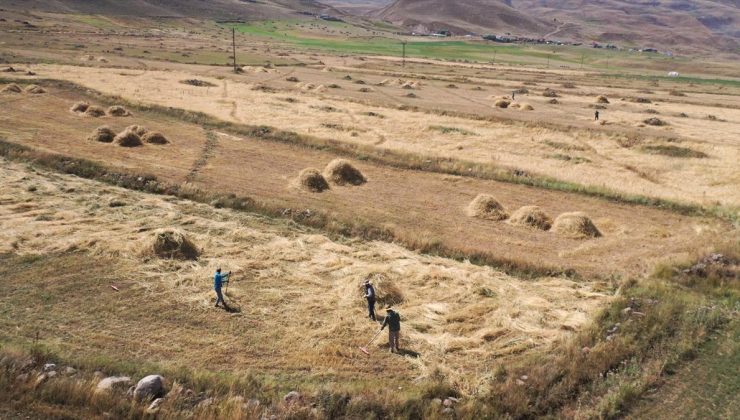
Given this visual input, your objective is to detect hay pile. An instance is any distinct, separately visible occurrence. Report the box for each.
[147,229,199,260]
[70,102,89,113]
[551,212,601,238]
[24,84,46,94]
[466,194,508,221]
[519,103,534,111]
[360,273,404,307]
[295,168,329,192]
[548,98,559,104]
[596,95,610,104]
[84,106,106,117]
[508,205,552,230]
[113,129,143,147]
[125,125,148,136]
[358,87,372,93]
[107,105,131,117]
[494,99,510,108]
[87,126,116,143]
[1,83,22,94]
[542,88,559,98]
[142,132,169,145]
[323,159,366,186]
[643,117,667,126]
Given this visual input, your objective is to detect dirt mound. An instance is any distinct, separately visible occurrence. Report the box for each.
[1,83,22,94]
[24,84,46,94]
[551,212,601,238]
[295,168,329,192]
[596,95,610,104]
[323,159,366,186]
[70,102,89,113]
[466,194,508,221]
[148,229,199,260]
[87,126,116,143]
[125,125,148,136]
[84,106,106,117]
[494,99,510,108]
[113,129,143,147]
[107,105,131,117]
[141,132,169,145]
[508,205,552,230]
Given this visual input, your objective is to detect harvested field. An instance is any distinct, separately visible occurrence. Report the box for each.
[0,86,730,278]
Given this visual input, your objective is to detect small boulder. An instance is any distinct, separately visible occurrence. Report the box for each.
[43,363,57,372]
[133,374,166,402]
[95,376,132,394]
[64,366,77,375]
[284,391,302,404]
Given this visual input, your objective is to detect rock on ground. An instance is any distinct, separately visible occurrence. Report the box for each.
[134,375,166,401]
[95,376,132,394]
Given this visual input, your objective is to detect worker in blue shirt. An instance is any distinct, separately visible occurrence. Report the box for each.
[214,268,231,308]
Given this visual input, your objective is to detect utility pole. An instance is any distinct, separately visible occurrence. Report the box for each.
[232,27,238,73]
[401,41,407,67]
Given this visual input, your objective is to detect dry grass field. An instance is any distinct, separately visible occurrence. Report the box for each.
[0,7,738,418]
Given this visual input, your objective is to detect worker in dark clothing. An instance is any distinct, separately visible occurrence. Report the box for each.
[213,268,231,308]
[595,110,600,121]
[512,90,516,101]
[364,279,376,321]
[381,307,401,353]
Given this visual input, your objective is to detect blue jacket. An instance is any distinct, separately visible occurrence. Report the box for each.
[214,272,230,289]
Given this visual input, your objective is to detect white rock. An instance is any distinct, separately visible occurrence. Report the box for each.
[133,375,165,401]
[43,363,57,372]
[95,376,132,394]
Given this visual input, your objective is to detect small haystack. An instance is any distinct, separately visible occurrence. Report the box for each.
[84,106,106,117]
[519,103,534,111]
[494,99,510,108]
[70,102,89,113]
[643,117,667,126]
[24,84,46,94]
[87,126,116,143]
[147,229,199,260]
[113,129,143,147]
[551,212,601,238]
[542,88,559,98]
[508,205,552,230]
[323,159,366,186]
[1,83,22,94]
[125,125,148,136]
[286,76,299,82]
[141,132,169,145]
[466,194,508,221]
[295,168,330,192]
[107,105,131,117]
[596,95,610,104]
[548,98,559,104]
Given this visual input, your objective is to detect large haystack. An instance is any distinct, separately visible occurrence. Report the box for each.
[508,205,552,230]
[84,106,106,117]
[87,126,116,143]
[125,125,148,136]
[70,102,89,113]
[466,194,508,221]
[1,83,22,94]
[107,105,131,117]
[551,212,601,238]
[141,132,169,145]
[494,99,510,108]
[24,84,46,94]
[323,159,366,186]
[295,168,329,192]
[148,229,199,260]
[596,95,610,104]
[113,129,143,147]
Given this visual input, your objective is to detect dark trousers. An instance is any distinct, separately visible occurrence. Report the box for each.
[215,287,225,306]
[367,298,376,321]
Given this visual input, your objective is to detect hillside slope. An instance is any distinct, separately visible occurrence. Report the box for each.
[376,0,739,53]
[0,0,335,19]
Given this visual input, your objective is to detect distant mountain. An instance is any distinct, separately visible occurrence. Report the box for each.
[0,0,336,19]
[374,0,740,53]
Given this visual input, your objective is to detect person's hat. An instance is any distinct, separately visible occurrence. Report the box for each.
[216,267,222,272]
[386,306,394,312]
[364,279,372,285]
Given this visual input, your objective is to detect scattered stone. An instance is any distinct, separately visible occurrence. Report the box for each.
[95,376,132,394]
[621,307,633,316]
[284,391,302,404]
[64,367,77,375]
[147,397,165,414]
[133,375,166,402]
[43,363,57,372]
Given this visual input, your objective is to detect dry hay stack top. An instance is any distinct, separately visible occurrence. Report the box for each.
[84,106,106,117]
[596,95,610,104]
[125,125,148,136]
[24,84,46,94]
[358,273,404,308]
[295,168,330,192]
[466,194,508,221]
[551,212,602,238]
[1,83,22,94]
[107,105,131,117]
[323,159,366,186]
[145,229,199,260]
[141,132,169,145]
[70,102,89,113]
[508,205,552,230]
[113,129,143,147]
[88,126,116,143]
